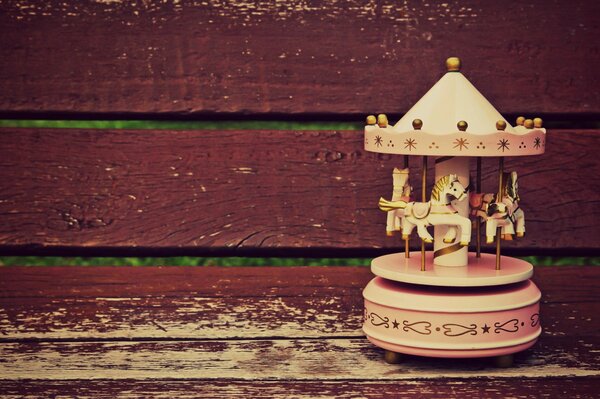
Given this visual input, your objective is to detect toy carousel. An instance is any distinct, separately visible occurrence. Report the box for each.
[362,57,547,367]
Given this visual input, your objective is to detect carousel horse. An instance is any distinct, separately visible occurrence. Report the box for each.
[480,171,525,243]
[378,174,472,246]
[386,168,412,236]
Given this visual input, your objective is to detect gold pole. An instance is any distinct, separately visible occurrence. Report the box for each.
[476,157,482,258]
[496,157,504,270]
[421,156,427,271]
[404,155,410,258]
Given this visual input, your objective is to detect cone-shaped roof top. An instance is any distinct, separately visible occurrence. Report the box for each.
[394,65,513,135]
[364,57,546,157]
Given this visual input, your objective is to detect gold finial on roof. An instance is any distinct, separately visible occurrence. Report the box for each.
[446,57,461,72]
[366,115,376,125]
[457,120,468,131]
[412,119,423,130]
[524,119,534,129]
[533,117,543,128]
[516,116,525,126]
[377,114,388,128]
[496,120,507,131]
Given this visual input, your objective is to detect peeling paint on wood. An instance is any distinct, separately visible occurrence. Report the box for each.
[0,265,598,396]
[2,378,599,399]
[0,337,598,380]
[0,292,596,340]
[0,267,597,340]
[0,295,362,339]
[0,129,598,256]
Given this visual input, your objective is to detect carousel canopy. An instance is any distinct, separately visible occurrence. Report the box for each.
[394,59,513,135]
[364,57,546,157]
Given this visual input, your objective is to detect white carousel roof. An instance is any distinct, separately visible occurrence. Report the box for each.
[364,57,546,157]
[394,64,514,135]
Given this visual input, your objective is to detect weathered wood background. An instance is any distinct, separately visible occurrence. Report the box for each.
[0,129,598,256]
[0,0,598,257]
[0,266,598,397]
[0,0,598,117]
[0,1,599,398]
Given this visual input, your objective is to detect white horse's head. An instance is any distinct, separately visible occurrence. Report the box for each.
[448,175,468,201]
[432,174,468,204]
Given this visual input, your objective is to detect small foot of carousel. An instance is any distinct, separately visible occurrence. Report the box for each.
[362,57,547,367]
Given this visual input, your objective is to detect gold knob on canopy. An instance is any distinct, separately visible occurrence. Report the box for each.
[516,116,525,126]
[496,120,507,131]
[377,114,388,128]
[524,119,534,129]
[446,57,461,72]
[366,115,376,125]
[412,119,423,130]
[457,120,468,131]
[533,117,543,128]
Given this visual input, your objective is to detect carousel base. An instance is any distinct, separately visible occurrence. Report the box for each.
[367,335,538,359]
[363,275,541,362]
[372,252,533,287]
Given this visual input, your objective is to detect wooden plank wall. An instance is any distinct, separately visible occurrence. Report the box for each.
[0,129,598,256]
[0,0,598,116]
[0,0,598,256]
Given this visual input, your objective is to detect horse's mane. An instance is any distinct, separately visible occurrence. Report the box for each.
[431,175,451,202]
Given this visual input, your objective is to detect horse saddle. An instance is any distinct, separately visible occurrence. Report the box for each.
[410,202,431,219]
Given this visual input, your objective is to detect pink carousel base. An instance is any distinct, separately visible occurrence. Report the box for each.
[363,274,541,360]
[366,335,538,358]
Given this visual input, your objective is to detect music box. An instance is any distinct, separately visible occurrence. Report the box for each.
[363,57,546,367]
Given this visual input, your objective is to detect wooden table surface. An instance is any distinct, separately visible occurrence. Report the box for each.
[0,266,598,398]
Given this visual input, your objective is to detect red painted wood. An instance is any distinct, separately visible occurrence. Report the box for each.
[0,129,597,256]
[0,1,598,116]
[1,378,598,399]
[0,266,369,298]
[0,266,597,396]
[0,335,597,383]
[0,266,595,301]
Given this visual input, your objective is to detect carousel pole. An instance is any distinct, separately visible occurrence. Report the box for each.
[476,157,482,258]
[404,155,410,258]
[496,156,504,270]
[411,119,424,265]
[421,155,427,271]
[495,120,507,270]
[407,119,424,259]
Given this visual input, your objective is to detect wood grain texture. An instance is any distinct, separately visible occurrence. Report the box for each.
[0,267,597,340]
[2,378,599,399]
[0,336,598,380]
[0,0,598,116]
[0,129,598,256]
[0,266,598,397]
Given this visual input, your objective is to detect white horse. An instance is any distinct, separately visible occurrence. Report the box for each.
[482,171,525,243]
[386,168,412,236]
[379,174,472,246]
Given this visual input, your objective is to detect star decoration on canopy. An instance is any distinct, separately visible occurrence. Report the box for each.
[533,137,541,149]
[453,137,469,151]
[404,138,417,151]
[374,135,383,147]
[497,138,510,152]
